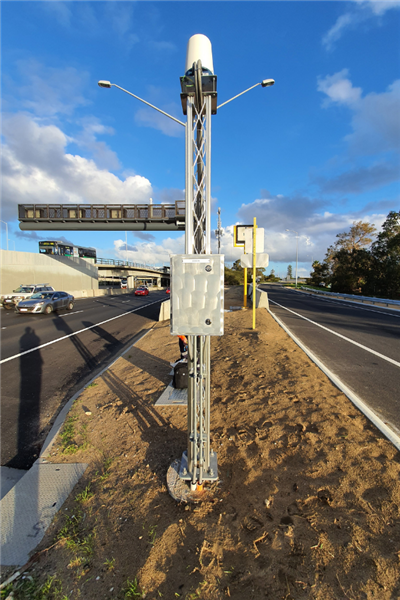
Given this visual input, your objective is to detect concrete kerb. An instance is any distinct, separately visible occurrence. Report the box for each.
[267,307,400,452]
[0,326,155,570]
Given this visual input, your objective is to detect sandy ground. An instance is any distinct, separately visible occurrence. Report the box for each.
[2,286,400,599]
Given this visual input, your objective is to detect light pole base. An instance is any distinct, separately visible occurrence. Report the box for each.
[166,454,218,503]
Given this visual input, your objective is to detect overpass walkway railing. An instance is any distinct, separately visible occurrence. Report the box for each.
[96,258,168,273]
[18,202,186,231]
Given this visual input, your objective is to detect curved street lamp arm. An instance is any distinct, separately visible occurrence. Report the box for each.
[101,82,186,127]
[217,79,274,110]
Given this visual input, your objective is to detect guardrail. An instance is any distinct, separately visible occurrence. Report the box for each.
[298,286,400,309]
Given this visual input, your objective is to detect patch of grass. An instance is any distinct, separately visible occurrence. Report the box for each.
[59,416,78,454]
[96,456,113,482]
[148,524,157,546]
[0,574,66,600]
[75,484,94,503]
[57,511,96,560]
[123,577,144,598]
[86,382,98,389]
[103,557,116,571]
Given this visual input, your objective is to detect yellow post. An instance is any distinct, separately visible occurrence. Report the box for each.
[244,268,247,308]
[252,217,257,330]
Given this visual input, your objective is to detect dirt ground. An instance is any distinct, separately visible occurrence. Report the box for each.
[3,286,400,599]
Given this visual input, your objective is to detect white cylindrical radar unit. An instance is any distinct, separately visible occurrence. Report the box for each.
[185,34,214,75]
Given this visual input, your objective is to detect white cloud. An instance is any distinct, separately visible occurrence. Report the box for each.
[318,73,400,157]
[346,80,400,155]
[323,0,400,50]
[317,70,362,106]
[114,235,184,267]
[322,13,356,52]
[233,191,387,264]
[1,113,152,222]
[356,0,400,16]
[73,117,121,171]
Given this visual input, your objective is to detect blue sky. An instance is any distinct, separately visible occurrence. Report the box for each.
[1,0,399,278]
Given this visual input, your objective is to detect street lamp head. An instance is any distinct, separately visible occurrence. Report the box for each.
[98,80,112,88]
[261,79,275,87]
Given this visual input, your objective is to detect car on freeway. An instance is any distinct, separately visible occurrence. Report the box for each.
[15,291,74,315]
[135,286,149,296]
[1,284,55,310]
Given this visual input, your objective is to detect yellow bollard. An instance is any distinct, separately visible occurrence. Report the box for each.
[244,268,247,308]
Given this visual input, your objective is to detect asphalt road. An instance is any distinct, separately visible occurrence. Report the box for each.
[1,290,169,469]
[262,284,400,437]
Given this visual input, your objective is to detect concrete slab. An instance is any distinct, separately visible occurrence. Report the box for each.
[1,462,87,567]
[1,467,27,500]
[155,383,187,406]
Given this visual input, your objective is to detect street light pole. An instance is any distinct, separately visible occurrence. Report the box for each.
[286,229,299,287]
[0,220,9,251]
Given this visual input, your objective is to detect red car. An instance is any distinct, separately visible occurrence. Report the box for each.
[166,288,170,294]
[135,286,149,296]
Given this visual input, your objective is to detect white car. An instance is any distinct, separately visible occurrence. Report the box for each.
[1,284,55,310]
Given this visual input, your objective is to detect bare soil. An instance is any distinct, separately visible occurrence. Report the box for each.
[4,287,400,599]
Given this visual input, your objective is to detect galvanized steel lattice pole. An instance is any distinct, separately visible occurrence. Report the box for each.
[183,61,215,486]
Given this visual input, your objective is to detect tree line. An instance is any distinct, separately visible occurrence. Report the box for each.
[310,210,400,299]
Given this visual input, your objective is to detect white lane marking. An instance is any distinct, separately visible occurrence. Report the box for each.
[269,299,400,368]
[268,308,400,451]
[0,298,167,365]
[57,310,84,317]
[292,289,400,318]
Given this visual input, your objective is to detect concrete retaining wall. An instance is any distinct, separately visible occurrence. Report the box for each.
[0,250,98,295]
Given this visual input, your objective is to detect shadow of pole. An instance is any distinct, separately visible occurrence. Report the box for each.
[7,327,44,469]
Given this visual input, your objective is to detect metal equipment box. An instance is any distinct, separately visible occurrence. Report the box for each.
[170,254,224,336]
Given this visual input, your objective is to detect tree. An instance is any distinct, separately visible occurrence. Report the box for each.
[334,220,376,252]
[231,259,243,272]
[310,260,330,287]
[224,266,242,285]
[365,211,400,298]
[330,248,372,294]
[287,264,293,279]
[312,220,377,291]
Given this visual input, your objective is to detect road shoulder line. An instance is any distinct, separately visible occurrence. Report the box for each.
[267,307,400,452]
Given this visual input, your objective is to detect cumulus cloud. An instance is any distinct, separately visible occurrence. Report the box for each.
[1,113,153,222]
[73,117,121,171]
[322,0,400,50]
[114,234,184,267]
[317,69,362,106]
[234,191,385,265]
[318,72,400,157]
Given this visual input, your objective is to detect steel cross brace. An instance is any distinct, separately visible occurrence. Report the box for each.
[179,90,217,486]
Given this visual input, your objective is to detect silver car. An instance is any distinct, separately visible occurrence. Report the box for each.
[15,291,74,315]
